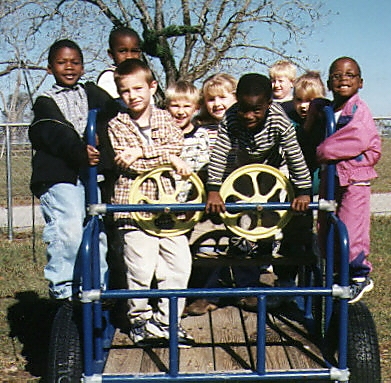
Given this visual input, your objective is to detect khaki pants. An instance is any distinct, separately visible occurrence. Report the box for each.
[121,229,192,324]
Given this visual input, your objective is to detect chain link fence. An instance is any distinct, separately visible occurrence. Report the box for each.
[1,119,391,240]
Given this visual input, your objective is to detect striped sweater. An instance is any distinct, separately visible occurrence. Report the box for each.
[207,102,312,196]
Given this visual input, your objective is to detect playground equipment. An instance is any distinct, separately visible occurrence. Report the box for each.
[46,107,381,382]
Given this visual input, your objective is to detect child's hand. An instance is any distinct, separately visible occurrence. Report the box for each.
[86,145,100,166]
[115,147,142,168]
[291,195,310,212]
[170,155,192,176]
[206,191,226,214]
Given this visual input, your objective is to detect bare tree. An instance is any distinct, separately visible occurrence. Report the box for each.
[0,0,328,121]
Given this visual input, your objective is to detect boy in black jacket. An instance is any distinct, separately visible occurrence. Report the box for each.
[29,39,113,300]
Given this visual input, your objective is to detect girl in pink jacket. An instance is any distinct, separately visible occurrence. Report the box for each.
[317,57,381,304]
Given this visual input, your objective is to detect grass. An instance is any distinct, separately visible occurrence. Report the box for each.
[0,137,389,381]
[372,137,391,193]
[0,218,390,381]
[0,138,390,208]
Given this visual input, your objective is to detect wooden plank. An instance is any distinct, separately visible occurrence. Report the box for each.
[179,311,215,373]
[270,313,325,369]
[104,329,144,374]
[209,306,256,372]
[104,305,326,376]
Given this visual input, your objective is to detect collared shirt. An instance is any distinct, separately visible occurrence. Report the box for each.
[43,83,88,137]
[108,106,184,226]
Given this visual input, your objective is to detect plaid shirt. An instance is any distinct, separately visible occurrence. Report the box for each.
[108,106,184,227]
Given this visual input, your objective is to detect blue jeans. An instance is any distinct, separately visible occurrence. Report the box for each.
[40,181,108,299]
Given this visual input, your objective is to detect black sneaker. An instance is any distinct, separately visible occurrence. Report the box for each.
[349,277,374,304]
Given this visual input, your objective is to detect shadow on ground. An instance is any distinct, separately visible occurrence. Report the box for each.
[7,291,59,380]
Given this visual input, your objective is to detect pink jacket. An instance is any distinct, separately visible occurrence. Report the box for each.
[316,93,381,187]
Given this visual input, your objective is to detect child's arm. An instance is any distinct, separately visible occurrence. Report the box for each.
[108,114,185,173]
[316,106,380,163]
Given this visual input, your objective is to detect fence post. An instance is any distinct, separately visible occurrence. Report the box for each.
[5,123,13,240]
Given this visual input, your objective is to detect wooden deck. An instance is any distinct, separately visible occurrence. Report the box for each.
[104,221,325,377]
[104,303,326,376]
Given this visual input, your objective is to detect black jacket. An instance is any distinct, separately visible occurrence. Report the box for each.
[29,82,118,197]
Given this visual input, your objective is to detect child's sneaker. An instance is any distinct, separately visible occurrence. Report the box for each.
[177,324,195,348]
[129,319,148,345]
[349,277,374,304]
[145,317,195,348]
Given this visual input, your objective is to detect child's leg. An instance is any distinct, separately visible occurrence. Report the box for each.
[337,184,372,278]
[154,235,192,324]
[40,181,85,300]
[122,230,159,323]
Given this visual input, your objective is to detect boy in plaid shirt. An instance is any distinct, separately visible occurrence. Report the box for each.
[108,58,194,347]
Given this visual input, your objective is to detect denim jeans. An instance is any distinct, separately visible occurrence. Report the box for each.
[40,181,108,299]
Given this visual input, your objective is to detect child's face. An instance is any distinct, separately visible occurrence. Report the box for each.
[109,34,142,65]
[237,94,271,130]
[271,76,293,100]
[167,98,198,131]
[117,72,157,119]
[293,94,312,119]
[47,47,84,87]
[327,58,362,102]
[204,90,236,121]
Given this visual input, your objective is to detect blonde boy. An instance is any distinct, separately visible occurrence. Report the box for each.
[269,60,297,102]
[108,59,194,347]
[166,80,209,176]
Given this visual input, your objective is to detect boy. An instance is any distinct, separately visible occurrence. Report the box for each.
[316,57,381,303]
[97,26,142,99]
[165,80,209,179]
[29,39,110,300]
[107,59,194,347]
[269,60,297,115]
[206,73,312,310]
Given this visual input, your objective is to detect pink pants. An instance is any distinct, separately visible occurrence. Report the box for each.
[335,184,372,276]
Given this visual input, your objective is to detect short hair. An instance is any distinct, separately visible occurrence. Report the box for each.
[202,73,237,98]
[236,73,273,100]
[48,39,83,65]
[109,26,141,50]
[269,60,297,82]
[293,71,326,100]
[165,80,200,105]
[114,58,154,85]
[329,56,361,77]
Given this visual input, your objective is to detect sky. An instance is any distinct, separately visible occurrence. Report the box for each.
[299,0,391,117]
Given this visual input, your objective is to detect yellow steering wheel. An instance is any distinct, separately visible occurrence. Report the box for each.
[219,164,294,241]
[129,165,205,237]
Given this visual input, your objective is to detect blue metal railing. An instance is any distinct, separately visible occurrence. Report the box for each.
[79,108,350,382]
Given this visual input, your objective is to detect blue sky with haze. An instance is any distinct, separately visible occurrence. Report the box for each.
[298,0,391,117]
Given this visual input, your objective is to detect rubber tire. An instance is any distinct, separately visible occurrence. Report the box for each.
[324,301,381,383]
[346,301,381,383]
[46,302,83,382]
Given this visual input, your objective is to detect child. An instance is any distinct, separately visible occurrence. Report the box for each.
[206,73,312,309]
[107,58,194,347]
[194,73,237,150]
[29,39,110,300]
[165,80,209,180]
[269,60,297,115]
[291,70,326,186]
[184,74,237,316]
[316,57,381,303]
[97,26,142,99]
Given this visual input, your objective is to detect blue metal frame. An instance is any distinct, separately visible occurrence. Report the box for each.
[78,107,350,382]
